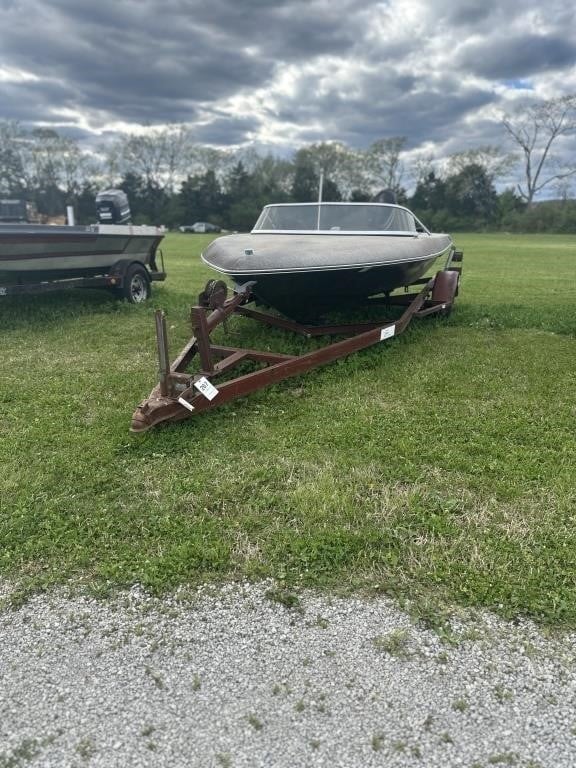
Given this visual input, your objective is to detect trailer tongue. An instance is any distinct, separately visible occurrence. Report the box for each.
[130,254,462,433]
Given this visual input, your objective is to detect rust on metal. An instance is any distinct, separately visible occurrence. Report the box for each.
[198,278,228,309]
[130,263,463,433]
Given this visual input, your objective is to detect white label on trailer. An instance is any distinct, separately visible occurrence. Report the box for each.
[194,377,219,401]
[178,397,195,412]
[380,324,396,341]
[0,288,6,296]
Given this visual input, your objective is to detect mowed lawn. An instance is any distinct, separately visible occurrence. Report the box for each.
[1,232,575,626]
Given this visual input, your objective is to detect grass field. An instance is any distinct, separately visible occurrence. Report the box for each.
[1,232,575,626]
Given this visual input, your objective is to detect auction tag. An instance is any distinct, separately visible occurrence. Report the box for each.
[194,376,219,401]
[380,324,396,341]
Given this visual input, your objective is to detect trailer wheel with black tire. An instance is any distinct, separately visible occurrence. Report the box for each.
[122,263,151,303]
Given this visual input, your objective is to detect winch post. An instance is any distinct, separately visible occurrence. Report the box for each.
[155,309,171,396]
[191,307,215,374]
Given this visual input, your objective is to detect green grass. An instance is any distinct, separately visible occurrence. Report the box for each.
[1,232,575,625]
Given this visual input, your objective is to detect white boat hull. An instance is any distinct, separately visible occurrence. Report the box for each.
[0,223,164,280]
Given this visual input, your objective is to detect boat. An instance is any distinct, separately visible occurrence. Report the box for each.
[0,189,163,283]
[0,222,164,282]
[0,190,166,301]
[201,202,454,319]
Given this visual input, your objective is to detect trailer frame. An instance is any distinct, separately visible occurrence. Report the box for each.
[0,251,166,303]
[130,251,462,433]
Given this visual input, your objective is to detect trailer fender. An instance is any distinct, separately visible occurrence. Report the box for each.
[107,259,147,280]
[431,269,460,306]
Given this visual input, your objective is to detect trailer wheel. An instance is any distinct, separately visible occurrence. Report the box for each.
[123,264,151,303]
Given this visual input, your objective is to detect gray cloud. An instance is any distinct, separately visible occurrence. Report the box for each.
[192,116,262,145]
[0,80,78,122]
[269,67,496,149]
[458,34,576,79]
[0,0,575,156]
[0,1,274,124]
[430,0,502,27]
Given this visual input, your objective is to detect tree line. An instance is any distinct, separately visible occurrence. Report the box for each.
[1,95,575,232]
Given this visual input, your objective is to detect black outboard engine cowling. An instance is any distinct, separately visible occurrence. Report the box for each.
[0,198,28,223]
[371,188,397,204]
[95,189,132,224]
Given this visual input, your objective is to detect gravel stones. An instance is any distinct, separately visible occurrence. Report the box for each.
[1,581,575,767]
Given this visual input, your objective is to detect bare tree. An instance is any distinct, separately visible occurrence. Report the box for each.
[161,125,194,193]
[294,141,360,198]
[446,145,515,181]
[53,136,94,196]
[363,137,407,195]
[554,177,574,203]
[193,145,232,177]
[98,140,123,187]
[118,132,167,187]
[241,152,295,196]
[502,95,576,205]
[410,152,437,185]
[101,128,233,191]
[105,126,192,189]
[0,121,27,194]
[0,123,91,197]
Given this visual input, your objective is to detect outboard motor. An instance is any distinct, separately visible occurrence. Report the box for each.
[95,189,132,224]
[0,198,29,223]
[371,188,397,204]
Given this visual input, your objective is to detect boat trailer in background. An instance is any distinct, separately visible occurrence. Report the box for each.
[130,251,463,433]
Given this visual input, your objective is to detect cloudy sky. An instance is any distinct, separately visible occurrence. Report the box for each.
[1,0,575,163]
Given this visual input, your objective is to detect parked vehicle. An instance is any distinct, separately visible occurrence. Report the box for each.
[179,222,221,234]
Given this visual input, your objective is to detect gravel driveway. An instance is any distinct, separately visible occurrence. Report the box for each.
[1,581,575,767]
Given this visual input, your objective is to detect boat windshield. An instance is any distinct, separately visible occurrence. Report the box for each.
[252,204,418,233]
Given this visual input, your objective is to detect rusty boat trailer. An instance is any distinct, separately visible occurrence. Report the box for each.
[130,250,463,433]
